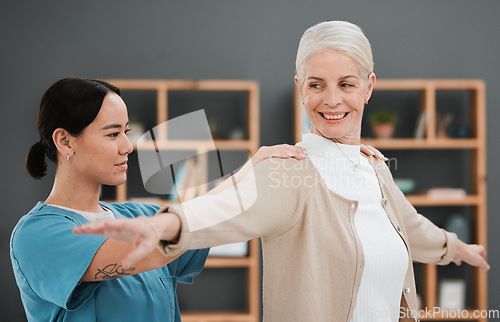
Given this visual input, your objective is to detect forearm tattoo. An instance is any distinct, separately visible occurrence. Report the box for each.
[94,263,136,280]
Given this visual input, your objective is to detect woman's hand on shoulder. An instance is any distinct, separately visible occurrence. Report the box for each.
[251,144,308,165]
[251,143,388,165]
[361,144,388,161]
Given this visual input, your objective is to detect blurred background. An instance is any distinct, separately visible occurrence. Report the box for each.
[1,0,499,320]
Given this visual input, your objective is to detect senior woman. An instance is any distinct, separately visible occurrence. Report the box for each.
[75,21,489,321]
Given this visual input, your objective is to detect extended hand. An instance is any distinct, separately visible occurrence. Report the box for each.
[452,239,490,271]
[73,214,180,267]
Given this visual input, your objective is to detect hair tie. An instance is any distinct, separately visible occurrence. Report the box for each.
[38,138,48,149]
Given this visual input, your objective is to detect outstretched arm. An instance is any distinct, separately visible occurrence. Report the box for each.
[75,144,309,268]
[207,143,385,195]
[73,213,181,269]
[207,144,308,195]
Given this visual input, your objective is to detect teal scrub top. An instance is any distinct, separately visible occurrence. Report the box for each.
[10,201,209,322]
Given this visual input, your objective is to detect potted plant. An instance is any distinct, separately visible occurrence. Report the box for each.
[369,109,398,139]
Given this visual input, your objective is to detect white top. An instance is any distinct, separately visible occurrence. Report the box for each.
[49,204,115,222]
[298,133,408,322]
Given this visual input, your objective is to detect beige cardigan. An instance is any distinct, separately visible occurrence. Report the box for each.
[158,156,457,321]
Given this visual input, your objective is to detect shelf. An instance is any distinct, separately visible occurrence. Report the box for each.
[134,140,255,151]
[181,312,256,322]
[406,194,481,206]
[295,79,488,322]
[107,79,259,92]
[105,79,261,321]
[361,138,479,149]
[204,257,255,268]
[372,79,485,91]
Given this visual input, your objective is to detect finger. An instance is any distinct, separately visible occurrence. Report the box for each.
[475,255,490,271]
[479,246,487,258]
[360,144,375,156]
[281,147,308,159]
[362,145,387,161]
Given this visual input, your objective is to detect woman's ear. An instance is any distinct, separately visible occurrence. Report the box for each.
[365,72,377,102]
[294,75,304,105]
[52,128,73,162]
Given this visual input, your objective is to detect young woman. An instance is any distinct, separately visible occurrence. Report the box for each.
[10,77,325,321]
[74,22,490,322]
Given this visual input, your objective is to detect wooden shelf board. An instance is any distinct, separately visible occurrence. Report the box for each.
[406,194,480,206]
[361,138,479,149]
[134,140,253,151]
[110,194,481,209]
[204,257,255,268]
[374,79,485,90]
[106,79,196,90]
[105,79,258,92]
[181,312,254,322]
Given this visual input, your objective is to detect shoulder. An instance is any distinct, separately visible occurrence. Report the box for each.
[13,203,81,237]
[365,154,392,176]
[104,201,160,218]
[251,157,322,195]
[256,157,319,176]
[366,155,401,194]
[10,203,106,261]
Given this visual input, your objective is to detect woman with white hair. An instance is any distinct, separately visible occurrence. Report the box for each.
[75,21,489,321]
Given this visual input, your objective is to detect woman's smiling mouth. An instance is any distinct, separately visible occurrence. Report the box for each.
[320,112,348,120]
[115,161,128,171]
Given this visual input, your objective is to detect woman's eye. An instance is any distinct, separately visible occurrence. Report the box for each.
[125,129,131,136]
[309,83,322,89]
[340,83,353,88]
[108,132,120,138]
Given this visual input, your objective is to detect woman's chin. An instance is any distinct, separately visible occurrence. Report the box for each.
[312,128,344,140]
[103,176,128,187]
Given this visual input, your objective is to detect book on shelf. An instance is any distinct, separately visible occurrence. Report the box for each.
[179,160,202,202]
[208,242,248,257]
[414,110,427,139]
[427,187,466,199]
[169,158,196,202]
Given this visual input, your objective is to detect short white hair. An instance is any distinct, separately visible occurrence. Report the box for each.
[295,21,374,85]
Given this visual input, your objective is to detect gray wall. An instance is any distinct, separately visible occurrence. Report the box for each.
[1,0,499,320]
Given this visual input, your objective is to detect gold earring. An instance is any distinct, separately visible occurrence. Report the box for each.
[364,99,369,105]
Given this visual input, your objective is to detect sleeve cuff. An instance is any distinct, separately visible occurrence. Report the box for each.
[156,204,192,257]
[437,229,458,265]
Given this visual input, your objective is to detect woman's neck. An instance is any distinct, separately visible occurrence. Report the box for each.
[45,168,102,213]
[310,128,361,145]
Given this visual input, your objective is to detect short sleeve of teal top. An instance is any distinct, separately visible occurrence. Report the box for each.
[10,201,209,322]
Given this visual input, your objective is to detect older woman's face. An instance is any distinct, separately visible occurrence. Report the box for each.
[297,49,375,145]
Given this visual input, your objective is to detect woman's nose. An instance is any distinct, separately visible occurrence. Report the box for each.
[323,87,342,107]
[120,134,134,155]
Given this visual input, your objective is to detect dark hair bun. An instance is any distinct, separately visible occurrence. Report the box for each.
[26,141,47,179]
